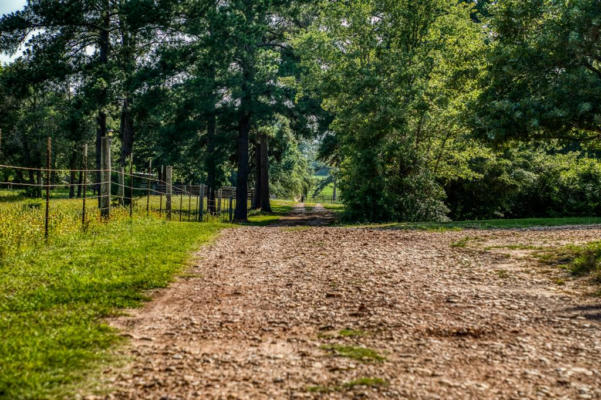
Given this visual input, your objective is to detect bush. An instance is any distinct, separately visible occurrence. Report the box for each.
[444,147,601,220]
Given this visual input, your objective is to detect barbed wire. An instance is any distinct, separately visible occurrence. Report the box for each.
[0,164,110,173]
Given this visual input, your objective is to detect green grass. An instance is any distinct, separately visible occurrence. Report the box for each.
[246,199,295,225]
[540,241,601,286]
[0,193,226,399]
[451,236,471,248]
[321,344,386,362]
[341,217,601,231]
[338,328,367,338]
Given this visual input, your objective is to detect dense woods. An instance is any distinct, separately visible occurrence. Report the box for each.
[1,0,600,222]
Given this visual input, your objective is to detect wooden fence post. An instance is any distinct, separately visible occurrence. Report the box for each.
[44,137,51,240]
[159,165,164,217]
[188,183,192,222]
[100,136,111,219]
[129,153,133,218]
[198,184,204,222]
[146,159,152,216]
[229,196,233,223]
[166,166,172,220]
[179,185,183,222]
[82,144,88,227]
[118,167,125,205]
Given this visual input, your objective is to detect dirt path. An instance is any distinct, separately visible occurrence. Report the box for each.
[275,203,334,226]
[96,226,601,399]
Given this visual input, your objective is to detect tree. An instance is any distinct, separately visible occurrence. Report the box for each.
[474,0,601,144]
[296,0,484,221]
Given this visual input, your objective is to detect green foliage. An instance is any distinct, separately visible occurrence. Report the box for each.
[297,0,486,222]
[445,146,601,220]
[474,0,601,142]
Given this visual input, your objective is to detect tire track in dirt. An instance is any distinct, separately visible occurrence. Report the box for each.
[93,226,601,399]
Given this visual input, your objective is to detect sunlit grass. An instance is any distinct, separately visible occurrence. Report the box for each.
[339,217,601,231]
[0,190,226,399]
[247,199,296,225]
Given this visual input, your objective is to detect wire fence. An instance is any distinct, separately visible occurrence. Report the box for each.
[0,137,251,241]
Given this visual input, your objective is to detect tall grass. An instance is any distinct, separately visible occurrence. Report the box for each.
[0,191,226,399]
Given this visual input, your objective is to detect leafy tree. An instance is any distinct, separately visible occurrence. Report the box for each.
[297,0,484,221]
[475,0,601,143]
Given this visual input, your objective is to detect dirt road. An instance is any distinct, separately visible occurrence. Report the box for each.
[97,221,601,399]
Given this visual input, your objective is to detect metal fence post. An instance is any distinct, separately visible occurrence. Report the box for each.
[229,196,233,223]
[166,165,172,220]
[100,136,111,219]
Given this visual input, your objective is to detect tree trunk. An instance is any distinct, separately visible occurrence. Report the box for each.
[206,100,217,214]
[259,133,271,212]
[234,66,252,222]
[234,112,251,222]
[252,140,261,210]
[120,97,134,167]
[234,112,250,221]
[96,0,110,206]
[69,150,77,198]
[332,177,337,202]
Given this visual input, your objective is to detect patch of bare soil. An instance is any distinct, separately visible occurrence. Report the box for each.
[93,226,601,399]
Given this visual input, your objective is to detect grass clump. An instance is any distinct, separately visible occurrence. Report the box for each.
[321,344,386,362]
[495,269,510,279]
[338,328,367,338]
[0,206,225,399]
[540,241,601,287]
[451,237,470,248]
[343,377,389,389]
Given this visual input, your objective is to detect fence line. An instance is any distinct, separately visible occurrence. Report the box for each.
[0,137,252,241]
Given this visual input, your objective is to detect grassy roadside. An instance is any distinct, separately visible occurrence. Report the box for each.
[0,217,225,399]
[339,217,601,231]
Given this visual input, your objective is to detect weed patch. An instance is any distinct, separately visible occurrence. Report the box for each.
[321,344,385,362]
